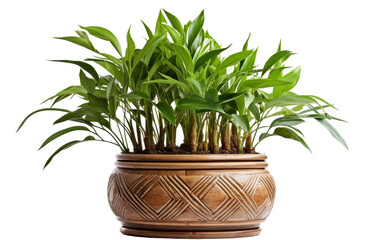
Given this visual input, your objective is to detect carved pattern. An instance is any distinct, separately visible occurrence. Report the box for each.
[108,171,275,222]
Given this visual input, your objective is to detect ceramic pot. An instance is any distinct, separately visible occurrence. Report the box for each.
[107,154,275,238]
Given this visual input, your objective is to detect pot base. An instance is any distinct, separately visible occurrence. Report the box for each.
[120,226,262,239]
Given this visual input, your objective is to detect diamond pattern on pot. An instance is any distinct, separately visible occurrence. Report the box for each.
[142,184,172,212]
[201,185,229,212]
[108,173,275,221]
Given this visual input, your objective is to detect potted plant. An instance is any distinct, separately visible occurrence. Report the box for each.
[18,9,347,238]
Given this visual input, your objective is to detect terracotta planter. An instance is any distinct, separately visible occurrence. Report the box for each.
[107,154,276,238]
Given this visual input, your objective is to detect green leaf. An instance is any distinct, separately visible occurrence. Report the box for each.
[308,95,336,109]
[298,104,333,115]
[88,59,123,84]
[177,96,224,113]
[270,115,305,127]
[163,9,184,34]
[162,24,182,45]
[281,66,301,91]
[232,114,250,132]
[215,50,253,74]
[43,136,95,169]
[218,92,246,104]
[108,95,118,119]
[141,20,153,38]
[273,66,301,98]
[17,108,70,132]
[315,118,348,149]
[205,89,218,103]
[265,95,316,109]
[155,10,167,34]
[39,126,90,150]
[88,93,108,110]
[249,102,260,121]
[120,91,151,101]
[42,86,87,104]
[50,60,99,82]
[187,10,204,48]
[156,102,176,125]
[195,45,230,70]
[79,70,95,93]
[54,36,97,52]
[133,33,166,68]
[54,108,109,128]
[235,92,254,115]
[241,48,258,71]
[240,79,290,91]
[80,26,122,56]
[262,50,294,76]
[242,33,251,51]
[99,53,123,67]
[146,74,190,92]
[190,30,204,55]
[273,127,311,152]
[125,27,135,64]
[173,44,194,72]
[106,79,114,99]
[188,78,206,97]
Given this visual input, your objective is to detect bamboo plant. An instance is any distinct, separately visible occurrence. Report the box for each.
[18,10,347,168]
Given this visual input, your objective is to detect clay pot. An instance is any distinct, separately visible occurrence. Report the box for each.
[107,154,275,238]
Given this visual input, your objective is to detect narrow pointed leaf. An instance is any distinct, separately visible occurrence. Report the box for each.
[273,127,311,152]
[188,78,205,97]
[133,33,166,68]
[125,27,135,64]
[315,118,348,149]
[141,20,153,38]
[215,50,252,73]
[108,95,117,119]
[270,115,305,127]
[162,24,182,45]
[88,93,108,110]
[39,126,90,150]
[42,86,87,104]
[262,50,294,76]
[240,78,289,91]
[50,60,99,82]
[232,114,250,132]
[177,97,224,113]
[249,103,260,121]
[173,44,194,72]
[80,26,122,56]
[43,136,95,169]
[265,95,316,109]
[219,92,246,104]
[195,45,230,70]
[54,36,97,52]
[156,102,176,125]
[241,48,258,71]
[155,10,167,34]
[17,108,70,132]
[242,33,251,51]
[187,10,204,48]
[163,9,184,34]
[205,89,218,103]
[119,92,151,101]
[79,70,95,93]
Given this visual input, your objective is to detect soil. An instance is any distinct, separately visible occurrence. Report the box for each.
[132,144,258,155]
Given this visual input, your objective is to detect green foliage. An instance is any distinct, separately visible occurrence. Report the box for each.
[18,9,347,167]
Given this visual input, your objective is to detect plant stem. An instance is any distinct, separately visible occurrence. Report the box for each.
[190,111,198,152]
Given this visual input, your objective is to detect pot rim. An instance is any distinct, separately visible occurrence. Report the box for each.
[116,153,267,162]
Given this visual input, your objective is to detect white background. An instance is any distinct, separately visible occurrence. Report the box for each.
[1,0,381,239]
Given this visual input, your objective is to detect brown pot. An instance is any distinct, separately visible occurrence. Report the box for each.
[107,154,276,238]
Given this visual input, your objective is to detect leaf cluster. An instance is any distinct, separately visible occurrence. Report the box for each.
[17,9,348,168]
